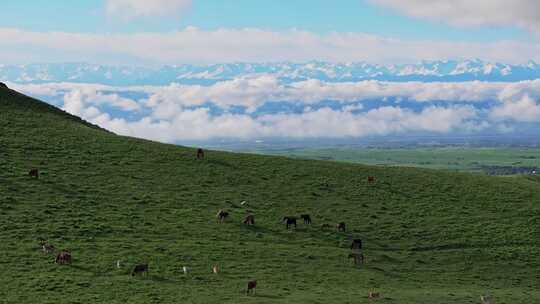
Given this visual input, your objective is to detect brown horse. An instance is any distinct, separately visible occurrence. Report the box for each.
[197,148,205,159]
[243,214,255,225]
[337,222,346,232]
[368,291,380,299]
[55,250,72,265]
[246,280,257,295]
[368,176,375,183]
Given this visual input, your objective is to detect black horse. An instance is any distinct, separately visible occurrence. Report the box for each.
[132,264,148,276]
[283,216,297,229]
[300,214,312,225]
[351,239,362,250]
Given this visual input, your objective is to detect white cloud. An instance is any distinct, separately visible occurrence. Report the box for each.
[105,0,192,19]
[55,86,140,118]
[87,105,481,142]
[370,0,540,36]
[0,27,539,65]
[136,77,526,110]
[62,90,87,117]
[255,106,480,139]
[11,78,540,142]
[491,95,540,122]
[11,78,540,108]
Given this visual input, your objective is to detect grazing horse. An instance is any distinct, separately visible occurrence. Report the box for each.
[368,176,375,183]
[337,222,346,232]
[29,169,39,179]
[55,250,72,265]
[480,295,494,304]
[212,265,220,274]
[351,239,363,251]
[41,243,55,254]
[132,264,148,276]
[282,216,297,229]
[183,266,190,275]
[197,148,205,159]
[348,253,365,265]
[246,280,257,295]
[243,214,255,225]
[300,214,312,225]
[217,210,229,223]
[368,292,380,299]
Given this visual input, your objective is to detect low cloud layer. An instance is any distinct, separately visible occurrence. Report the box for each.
[1,27,539,65]
[9,78,540,142]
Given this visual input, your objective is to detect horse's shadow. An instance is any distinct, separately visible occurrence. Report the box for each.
[246,294,283,299]
[69,264,106,276]
[240,225,270,234]
[146,275,177,284]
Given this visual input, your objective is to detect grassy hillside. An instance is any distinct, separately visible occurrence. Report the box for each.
[1,85,539,304]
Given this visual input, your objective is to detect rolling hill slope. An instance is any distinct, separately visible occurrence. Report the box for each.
[1,84,539,304]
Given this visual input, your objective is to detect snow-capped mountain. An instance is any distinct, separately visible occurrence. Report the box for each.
[1,60,539,85]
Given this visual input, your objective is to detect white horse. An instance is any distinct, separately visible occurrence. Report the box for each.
[480,295,494,304]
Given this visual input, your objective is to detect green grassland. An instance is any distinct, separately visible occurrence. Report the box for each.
[247,147,540,174]
[1,86,540,303]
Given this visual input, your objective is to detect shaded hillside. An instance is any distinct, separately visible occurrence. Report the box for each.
[0,86,539,303]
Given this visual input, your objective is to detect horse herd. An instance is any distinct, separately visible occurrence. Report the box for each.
[222,210,349,234]
[219,209,349,234]
[29,148,500,301]
[38,215,367,294]
[217,208,362,263]
[38,208,365,297]
[32,148,374,297]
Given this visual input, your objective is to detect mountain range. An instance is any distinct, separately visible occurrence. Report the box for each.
[1,59,539,86]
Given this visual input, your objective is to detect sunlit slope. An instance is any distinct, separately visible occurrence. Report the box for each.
[1,85,539,304]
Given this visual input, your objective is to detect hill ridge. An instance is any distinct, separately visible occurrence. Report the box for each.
[0,84,109,133]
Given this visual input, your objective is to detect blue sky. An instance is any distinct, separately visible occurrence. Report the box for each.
[1,0,539,65]
[0,1,539,64]
[0,0,534,42]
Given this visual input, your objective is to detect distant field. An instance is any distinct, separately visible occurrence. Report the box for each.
[246,147,540,175]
